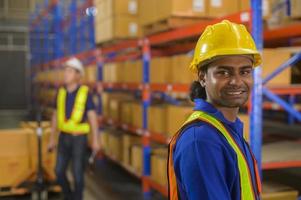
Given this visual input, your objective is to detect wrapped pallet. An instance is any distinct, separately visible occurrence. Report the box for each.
[0,129,33,187]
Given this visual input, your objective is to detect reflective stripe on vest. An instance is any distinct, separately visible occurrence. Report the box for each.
[167,111,261,200]
[57,85,90,134]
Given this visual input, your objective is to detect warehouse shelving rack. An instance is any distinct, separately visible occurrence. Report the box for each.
[30,0,301,198]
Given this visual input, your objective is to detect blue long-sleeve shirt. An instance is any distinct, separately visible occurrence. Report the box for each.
[173,98,259,200]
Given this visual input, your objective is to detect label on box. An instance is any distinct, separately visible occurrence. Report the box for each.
[129,22,138,36]
[128,0,137,14]
[193,0,205,12]
[211,0,222,7]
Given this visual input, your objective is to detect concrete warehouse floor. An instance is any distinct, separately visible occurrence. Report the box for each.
[0,111,300,200]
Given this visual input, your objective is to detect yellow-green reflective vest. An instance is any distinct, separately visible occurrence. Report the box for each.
[57,85,90,134]
[168,111,261,200]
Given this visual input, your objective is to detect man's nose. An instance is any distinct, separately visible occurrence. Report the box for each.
[229,74,243,86]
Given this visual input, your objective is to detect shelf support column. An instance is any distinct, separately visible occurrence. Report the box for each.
[142,38,151,199]
[250,0,263,178]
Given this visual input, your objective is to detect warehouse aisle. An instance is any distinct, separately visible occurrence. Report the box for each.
[0,113,165,200]
[84,158,166,200]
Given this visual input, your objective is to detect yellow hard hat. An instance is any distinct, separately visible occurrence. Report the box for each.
[189,20,262,73]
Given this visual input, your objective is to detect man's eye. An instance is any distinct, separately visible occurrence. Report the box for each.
[241,70,251,76]
[217,71,230,76]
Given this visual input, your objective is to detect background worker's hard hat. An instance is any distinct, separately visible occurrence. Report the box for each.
[63,57,85,76]
[189,20,262,73]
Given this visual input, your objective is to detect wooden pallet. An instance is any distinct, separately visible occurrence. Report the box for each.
[0,184,61,197]
[262,182,299,200]
[96,38,138,48]
[0,187,28,197]
[143,17,211,36]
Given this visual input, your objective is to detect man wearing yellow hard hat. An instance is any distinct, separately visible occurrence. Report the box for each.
[167,20,262,200]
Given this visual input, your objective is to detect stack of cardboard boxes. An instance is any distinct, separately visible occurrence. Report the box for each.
[94,0,257,42]
[0,123,57,189]
[148,104,193,137]
[101,129,144,175]
[84,64,97,83]
[140,0,248,34]
[150,147,168,186]
[102,53,196,85]
[94,0,141,44]
[103,60,142,83]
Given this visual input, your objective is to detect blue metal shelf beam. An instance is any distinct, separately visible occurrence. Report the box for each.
[263,52,301,85]
[263,87,301,122]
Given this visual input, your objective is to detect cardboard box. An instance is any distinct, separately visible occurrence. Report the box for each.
[122,134,141,165]
[262,48,292,86]
[19,121,50,129]
[0,129,43,186]
[102,92,133,118]
[148,105,167,134]
[150,57,172,83]
[130,145,143,174]
[0,156,31,187]
[94,0,108,20]
[132,60,143,83]
[239,0,250,11]
[94,0,139,21]
[157,0,208,21]
[123,60,142,83]
[150,147,168,186]
[238,114,250,142]
[152,146,168,157]
[100,130,110,154]
[290,0,301,19]
[171,54,196,84]
[141,0,208,25]
[121,101,133,124]
[131,102,143,128]
[208,0,240,18]
[103,62,125,83]
[266,0,290,27]
[101,92,110,117]
[109,98,122,121]
[151,154,168,186]
[95,16,141,44]
[166,105,193,137]
[140,0,157,25]
[108,133,123,161]
[84,65,97,83]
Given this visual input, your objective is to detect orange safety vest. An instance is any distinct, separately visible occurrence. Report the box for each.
[57,85,90,134]
[168,111,261,200]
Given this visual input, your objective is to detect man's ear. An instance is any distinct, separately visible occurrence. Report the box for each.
[198,71,206,87]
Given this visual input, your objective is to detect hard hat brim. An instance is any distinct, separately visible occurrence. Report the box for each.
[190,48,262,73]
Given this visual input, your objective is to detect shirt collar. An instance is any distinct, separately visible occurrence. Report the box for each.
[193,98,243,136]
[64,84,80,94]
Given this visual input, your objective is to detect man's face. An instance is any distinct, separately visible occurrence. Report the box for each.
[64,66,81,85]
[201,56,253,108]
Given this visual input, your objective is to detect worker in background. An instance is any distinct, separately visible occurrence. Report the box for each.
[168,20,262,200]
[48,57,100,200]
